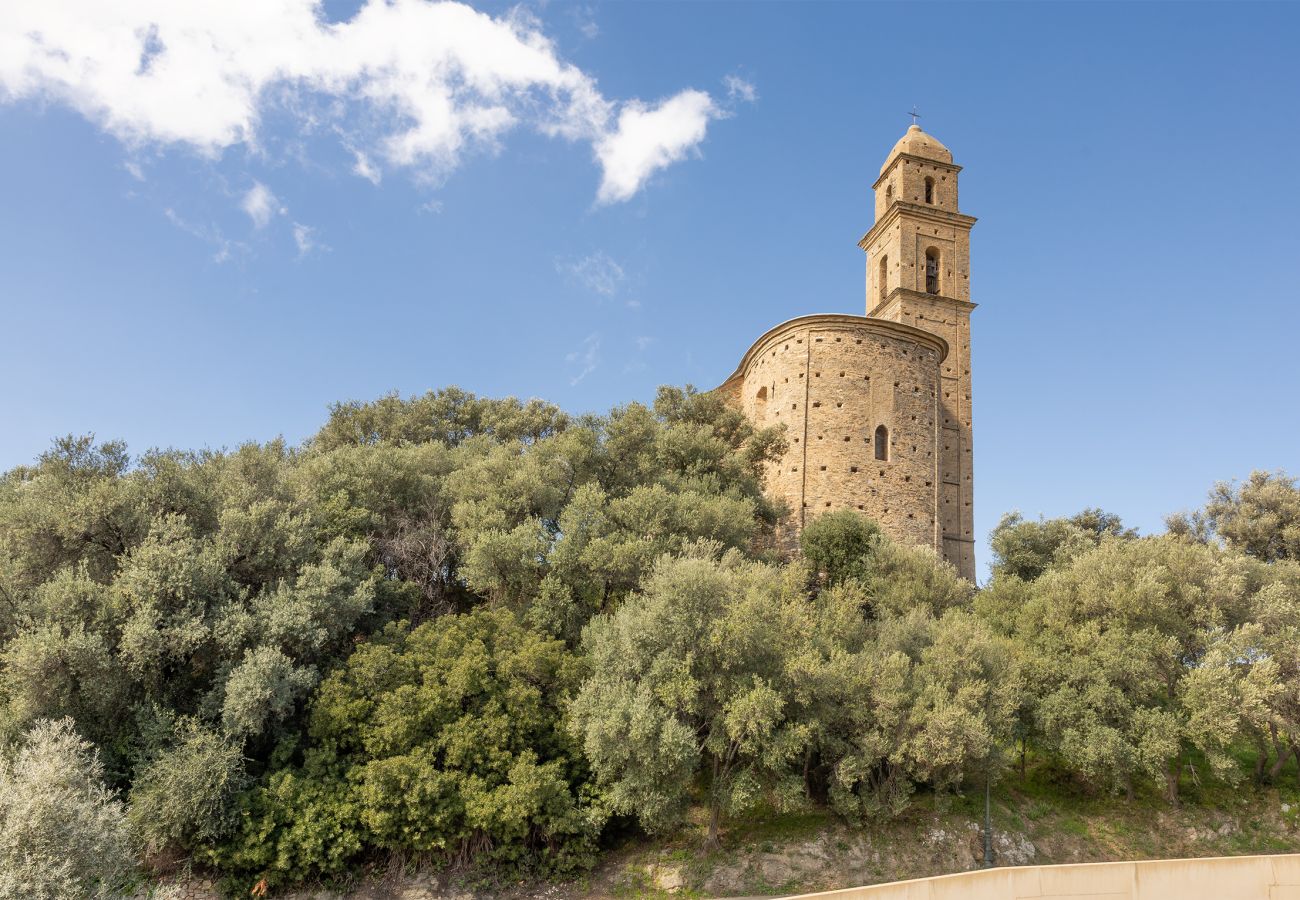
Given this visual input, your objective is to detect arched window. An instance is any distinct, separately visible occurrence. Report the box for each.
[924,176,935,204]
[878,254,888,302]
[874,425,889,461]
[925,249,940,294]
[885,183,894,205]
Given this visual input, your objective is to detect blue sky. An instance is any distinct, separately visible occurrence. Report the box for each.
[2,2,1298,578]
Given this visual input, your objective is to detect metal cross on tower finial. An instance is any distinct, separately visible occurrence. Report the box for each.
[908,106,921,126]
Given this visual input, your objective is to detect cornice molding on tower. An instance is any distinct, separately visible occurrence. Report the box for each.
[858,202,978,250]
[868,288,978,319]
[872,153,962,190]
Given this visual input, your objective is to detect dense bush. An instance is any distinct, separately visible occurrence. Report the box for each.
[211,608,595,884]
[1,385,1297,890]
[572,536,1017,842]
[0,718,136,900]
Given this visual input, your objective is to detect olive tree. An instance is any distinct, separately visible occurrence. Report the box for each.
[0,718,135,900]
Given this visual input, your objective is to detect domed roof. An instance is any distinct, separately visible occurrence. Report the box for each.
[880,124,953,175]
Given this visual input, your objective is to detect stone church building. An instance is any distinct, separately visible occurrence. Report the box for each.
[718,124,977,581]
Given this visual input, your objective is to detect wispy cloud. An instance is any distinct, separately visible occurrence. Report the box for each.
[352,150,382,186]
[163,208,238,263]
[0,1,732,204]
[566,333,601,385]
[724,74,758,104]
[556,251,626,297]
[572,6,600,40]
[240,182,283,229]
[292,222,324,259]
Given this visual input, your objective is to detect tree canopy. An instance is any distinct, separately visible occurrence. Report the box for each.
[0,386,1296,890]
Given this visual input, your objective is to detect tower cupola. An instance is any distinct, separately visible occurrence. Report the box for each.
[879,123,953,175]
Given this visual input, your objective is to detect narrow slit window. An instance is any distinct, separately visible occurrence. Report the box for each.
[878,254,888,302]
[874,425,889,461]
[924,176,935,204]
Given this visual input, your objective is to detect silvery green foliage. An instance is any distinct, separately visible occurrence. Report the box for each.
[128,720,248,854]
[1204,470,1300,563]
[0,718,135,900]
[571,547,812,844]
[220,646,316,738]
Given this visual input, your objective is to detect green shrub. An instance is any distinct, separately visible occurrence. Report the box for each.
[211,608,597,885]
[0,718,136,900]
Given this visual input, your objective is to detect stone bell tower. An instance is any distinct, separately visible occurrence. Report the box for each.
[859,124,977,580]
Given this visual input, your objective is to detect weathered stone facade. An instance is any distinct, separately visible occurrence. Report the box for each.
[719,125,977,580]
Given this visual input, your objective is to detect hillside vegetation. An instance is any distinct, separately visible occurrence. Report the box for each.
[0,386,1297,899]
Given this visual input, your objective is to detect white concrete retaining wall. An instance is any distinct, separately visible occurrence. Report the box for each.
[783,854,1300,900]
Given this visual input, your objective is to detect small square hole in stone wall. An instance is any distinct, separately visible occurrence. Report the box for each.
[850,466,858,473]
[819,465,827,471]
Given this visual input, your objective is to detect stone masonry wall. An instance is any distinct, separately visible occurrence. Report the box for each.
[735,315,945,556]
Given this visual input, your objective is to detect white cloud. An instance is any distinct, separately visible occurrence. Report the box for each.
[123,160,145,181]
[556,250,625,297]
[0,0,727,203]
[566,333,600,385]
[292,221,321,257]
[240,181,282,229]
[352,150,381,186]
[724,74,757,104]
[595,89,719,204]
